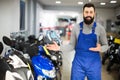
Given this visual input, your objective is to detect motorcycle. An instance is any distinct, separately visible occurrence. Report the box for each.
[7,30,63,80]
[118,46,120,80]
[102,36,120,71]
[0,41,29,80]
[31,30,62,80]
[106,42,120,71]
[0,41,11,80]
[2,36,34,80]
[32,45,62,80]
[102,35,114,65]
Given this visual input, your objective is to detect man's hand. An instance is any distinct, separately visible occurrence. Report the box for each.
[89,43,101,52]
[46,41,60,51]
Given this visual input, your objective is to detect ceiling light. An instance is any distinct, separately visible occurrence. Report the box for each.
[110,0,117,3]
[78,2,83,5]
[56,1,61,4]
[100,2,106,5]
[89,0,91,2]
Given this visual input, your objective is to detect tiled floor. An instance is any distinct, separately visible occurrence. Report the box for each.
[61,38,119,80]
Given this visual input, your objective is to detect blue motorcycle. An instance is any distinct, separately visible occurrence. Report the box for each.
[31,30,62,80]
[32,46,56,80]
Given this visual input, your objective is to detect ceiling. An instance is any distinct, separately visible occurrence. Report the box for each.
[38,0,120,8]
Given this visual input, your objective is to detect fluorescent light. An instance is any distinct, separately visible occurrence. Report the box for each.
[56,1,61,4]
[100,2,106,5]
[110,0,117,3]
[89,0,91,2]
[78,2,83,5]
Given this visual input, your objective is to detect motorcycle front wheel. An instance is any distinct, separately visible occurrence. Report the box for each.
[37,76,54,80]
[54,69,62,80]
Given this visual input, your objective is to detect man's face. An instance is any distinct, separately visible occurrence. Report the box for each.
[83,7,95,25]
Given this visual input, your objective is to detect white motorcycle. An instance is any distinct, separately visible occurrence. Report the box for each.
[2,36,34,80]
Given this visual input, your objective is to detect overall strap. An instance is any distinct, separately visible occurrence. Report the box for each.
[92,22,96,33]
[79,22,84,33]
[79,21,97,34]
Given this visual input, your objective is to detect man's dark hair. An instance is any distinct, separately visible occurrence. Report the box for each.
[83,3,95,11]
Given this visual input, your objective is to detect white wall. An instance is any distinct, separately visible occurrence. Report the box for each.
[27,0,35,35]
[36,2,44,37]
[0,0,20,55]
[38,10,80,26]
[42,6,116,29]
[26,0,44,38]
[37,8,115,30]
[0,0,20,41]
[96,8,115,29]
[41,10,59,27]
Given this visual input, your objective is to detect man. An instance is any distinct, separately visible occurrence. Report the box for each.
[46,3,108,80]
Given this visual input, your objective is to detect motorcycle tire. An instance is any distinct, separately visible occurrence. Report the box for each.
[119,69,120,80]
[106,61,114,71]
[102,52,109,65]
[54,69,62,80]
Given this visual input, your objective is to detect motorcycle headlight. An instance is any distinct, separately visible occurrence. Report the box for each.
[42,68,56,78]
[37,75,43,80]
[51,55,57,61]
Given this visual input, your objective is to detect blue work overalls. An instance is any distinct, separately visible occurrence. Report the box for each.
[71,22,101,80]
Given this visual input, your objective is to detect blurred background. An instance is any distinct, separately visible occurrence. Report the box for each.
[0,0,120,80]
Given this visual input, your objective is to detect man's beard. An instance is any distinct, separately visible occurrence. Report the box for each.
[83,16,94,25]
